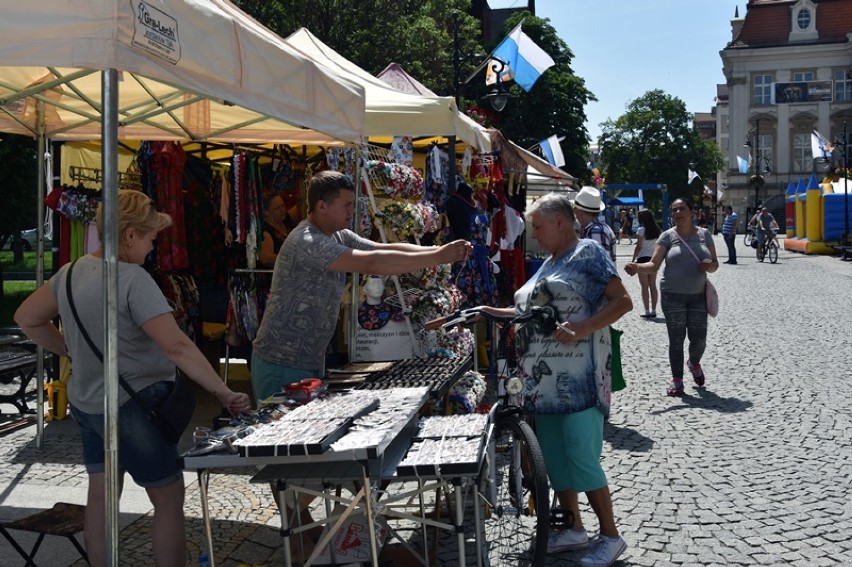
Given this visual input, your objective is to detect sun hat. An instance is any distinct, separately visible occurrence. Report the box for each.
[573,186,605,213]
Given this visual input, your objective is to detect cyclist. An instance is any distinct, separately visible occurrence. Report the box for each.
[755,207,779,252]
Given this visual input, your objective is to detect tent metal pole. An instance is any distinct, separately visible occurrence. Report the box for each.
[35,102,46,449]
[102,68,121,567]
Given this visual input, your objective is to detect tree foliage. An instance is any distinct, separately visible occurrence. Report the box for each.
[598,90,724,205]
[232,1,593,176]
[485,11,594,178]
[0,134,39,245]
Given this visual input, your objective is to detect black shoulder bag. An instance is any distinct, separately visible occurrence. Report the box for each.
[65,259,195,444]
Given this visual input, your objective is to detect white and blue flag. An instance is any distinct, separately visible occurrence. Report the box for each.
[490,23,555,92]
[539,135,565,167]
[737,155,750,174]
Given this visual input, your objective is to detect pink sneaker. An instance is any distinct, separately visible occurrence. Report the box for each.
[687,360,705,387]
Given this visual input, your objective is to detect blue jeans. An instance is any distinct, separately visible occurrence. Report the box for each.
[660,291,707,378]
[71,381,182,488]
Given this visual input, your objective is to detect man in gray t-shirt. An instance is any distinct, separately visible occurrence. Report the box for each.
[251,170,472,402]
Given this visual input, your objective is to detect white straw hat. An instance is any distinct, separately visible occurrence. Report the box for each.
[573,186,605,213]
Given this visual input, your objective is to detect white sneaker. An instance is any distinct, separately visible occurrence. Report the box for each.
[580,534,627,566]
[546,528,590,553]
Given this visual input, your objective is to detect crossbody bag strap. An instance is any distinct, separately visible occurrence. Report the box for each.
[65,259,142,403]
[674,228,704,265]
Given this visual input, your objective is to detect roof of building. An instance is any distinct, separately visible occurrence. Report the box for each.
[728,0,852,49]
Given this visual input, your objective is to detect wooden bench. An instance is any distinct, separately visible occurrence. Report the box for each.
[0,502,89,566]
[0,352,40,415]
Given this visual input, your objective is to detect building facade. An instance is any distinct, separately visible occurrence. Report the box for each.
[719,0,852,225]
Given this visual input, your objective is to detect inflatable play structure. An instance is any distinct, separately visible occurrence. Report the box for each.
[783,173,852,254]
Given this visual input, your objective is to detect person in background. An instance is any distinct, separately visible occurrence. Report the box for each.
[572,186,616,262]
[755,207,779,251]
[631,209,662,318]
[14,189,251,567]
[697,208,707,229]
[722,205,739,264]
[479,192,631,566]
[624,198,718,396]
[257,192,292,267]
[617,209,633,245]
[251,170,472,557]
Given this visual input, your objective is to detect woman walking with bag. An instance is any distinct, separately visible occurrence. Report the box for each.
[624,198,718,396]
[630,209,661,318]
[15,189,252,567]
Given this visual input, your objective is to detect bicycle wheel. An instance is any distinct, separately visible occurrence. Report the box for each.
[757,243,765,262]
[744,231,754,247]
[483,416,550,566]
[769,241,778,263]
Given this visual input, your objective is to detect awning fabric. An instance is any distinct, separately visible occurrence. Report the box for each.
[608,197,645,206]
[286,28,490,151]
[0,0,366,143]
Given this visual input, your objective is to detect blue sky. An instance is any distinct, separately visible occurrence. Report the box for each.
[488,0,746,140]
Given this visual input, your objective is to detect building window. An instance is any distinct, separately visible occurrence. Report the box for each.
[757,134,773,173]
[796,8,811,30]
[835,70,852,102]
[753,75,773,105]
[793,133,812,173]
[793,71,814,82]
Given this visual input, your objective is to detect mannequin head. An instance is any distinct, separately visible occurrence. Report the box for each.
[363,276,386,305]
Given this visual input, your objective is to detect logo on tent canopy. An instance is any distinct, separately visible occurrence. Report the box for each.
[132,1,181,64]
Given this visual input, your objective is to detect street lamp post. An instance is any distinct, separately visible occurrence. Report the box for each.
[746,118,765,213]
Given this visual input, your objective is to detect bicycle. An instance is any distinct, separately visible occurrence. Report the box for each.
[744,224,757,248]
[431,307,553,566]
[756,228,779,263]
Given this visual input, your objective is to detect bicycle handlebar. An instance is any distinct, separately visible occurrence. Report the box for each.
[428,305,575,336]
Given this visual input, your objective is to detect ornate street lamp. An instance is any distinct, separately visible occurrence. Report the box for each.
[451,12,513,112]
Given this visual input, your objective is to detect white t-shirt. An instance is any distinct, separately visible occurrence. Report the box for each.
[636,227,657,259]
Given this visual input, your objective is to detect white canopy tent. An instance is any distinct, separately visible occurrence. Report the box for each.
[0,2,368,563]
[0,1,366,143]
[286,27,491,152]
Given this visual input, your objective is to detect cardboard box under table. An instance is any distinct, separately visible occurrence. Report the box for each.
[181,388,492,567]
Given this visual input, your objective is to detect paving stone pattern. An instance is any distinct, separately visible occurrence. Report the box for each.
[1,236,851,566]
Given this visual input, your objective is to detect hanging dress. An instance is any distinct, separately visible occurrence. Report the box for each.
[451,193,498,308]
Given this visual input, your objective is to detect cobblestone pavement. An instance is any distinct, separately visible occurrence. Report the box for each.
[1,236,851,566]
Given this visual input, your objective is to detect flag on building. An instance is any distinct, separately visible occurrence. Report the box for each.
[490,23,555,92]
[539,135,565,167]
[737,155,750,174]
[688,168,700,184]
[811,129,833,162]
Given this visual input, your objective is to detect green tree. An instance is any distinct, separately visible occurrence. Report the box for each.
[233,2,593,176]
[0,134,39,259]
[479,11,595,178]
[598,90,724,207]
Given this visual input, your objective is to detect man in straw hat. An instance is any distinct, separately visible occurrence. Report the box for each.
[573,186,617,262]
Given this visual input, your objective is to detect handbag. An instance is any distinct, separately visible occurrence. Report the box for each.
[674,229,719,317]
[65,259,195,444]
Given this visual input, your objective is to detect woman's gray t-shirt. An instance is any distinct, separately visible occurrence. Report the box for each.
[252,221,374,371]
[50,255,175,414]
[657,227,713,294]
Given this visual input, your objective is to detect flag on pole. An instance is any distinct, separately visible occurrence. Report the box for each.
[688,168,700,184]
[539,135,565,167]
[811,129,833,161]
[737,155,750,174]
[490,23,555,92]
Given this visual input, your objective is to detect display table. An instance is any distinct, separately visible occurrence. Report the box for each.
[181,387,492,567]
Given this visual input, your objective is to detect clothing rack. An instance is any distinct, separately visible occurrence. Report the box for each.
[68,165,142,188]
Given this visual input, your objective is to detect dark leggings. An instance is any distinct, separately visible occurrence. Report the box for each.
[660,291,707,378]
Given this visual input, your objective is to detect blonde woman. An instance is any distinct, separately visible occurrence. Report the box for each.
[15,189,251,567]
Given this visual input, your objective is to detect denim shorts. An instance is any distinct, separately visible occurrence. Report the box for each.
[70,381,182,488]
[250,352,320,403]
[535,407,607,493]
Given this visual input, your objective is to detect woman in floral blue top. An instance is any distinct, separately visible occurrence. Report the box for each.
[479,192,632,566]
